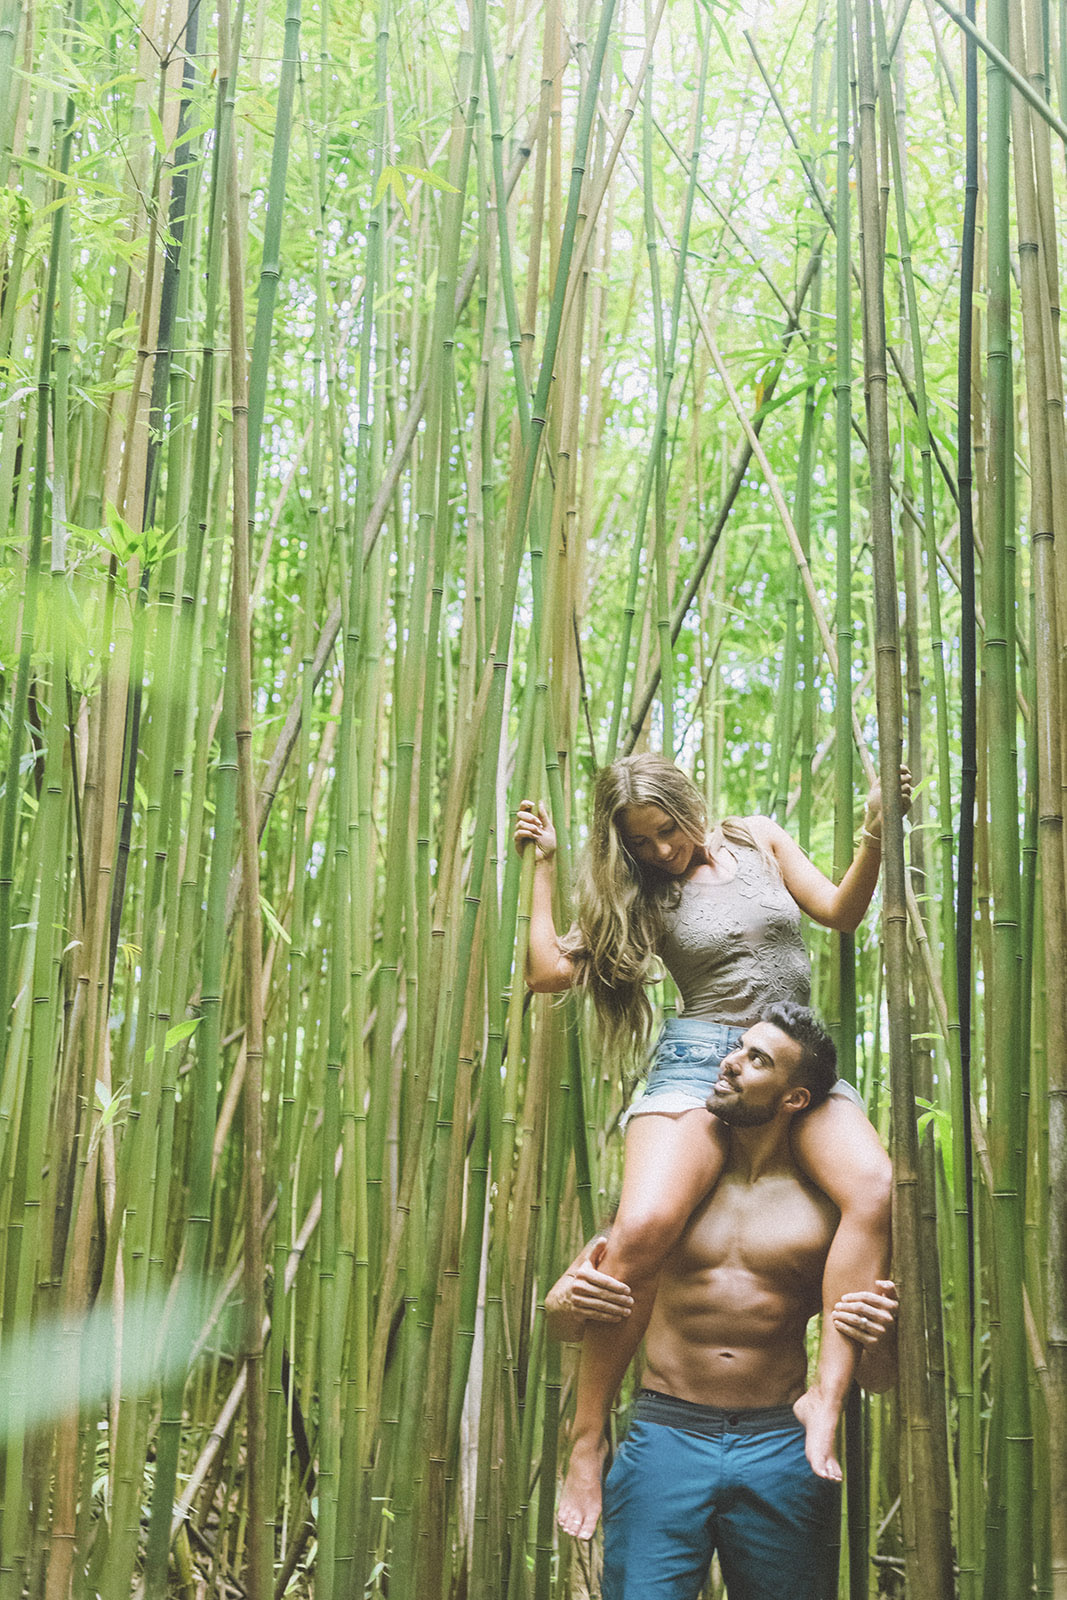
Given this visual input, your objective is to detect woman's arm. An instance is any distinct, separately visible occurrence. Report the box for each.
[544,1236,634,1343]
[514,801,579,992]
[751,768,912,934]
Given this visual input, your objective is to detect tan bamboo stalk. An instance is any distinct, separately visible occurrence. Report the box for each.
[556,0,667,351]
[874,2,961,1567]
[901,466,955,1545]
[217,0,269,1584]
[1009,5,1067,1589]
[853,1,955,1594]
[1021,0,1067,770]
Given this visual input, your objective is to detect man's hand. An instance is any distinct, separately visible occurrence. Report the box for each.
[545,1237,633,1340]
[832,1280,898,1392]
[552,1237,633,1322]
[792,1279,898,1474]
[831,1280,898,1347]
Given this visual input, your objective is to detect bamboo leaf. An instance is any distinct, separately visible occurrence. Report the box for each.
[147,105,166,156]
[259,894,291,946]
[373,164,411,218]
[396,163,460,195]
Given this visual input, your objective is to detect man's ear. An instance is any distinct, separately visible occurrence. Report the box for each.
[784,1084,812,1115]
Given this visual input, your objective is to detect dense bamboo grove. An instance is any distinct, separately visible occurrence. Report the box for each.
[0,0,1064,1593]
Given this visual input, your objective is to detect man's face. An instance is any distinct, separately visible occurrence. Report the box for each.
[705,1021,807,1127]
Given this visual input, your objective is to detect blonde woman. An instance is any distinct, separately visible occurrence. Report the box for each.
[514,753,907,1540]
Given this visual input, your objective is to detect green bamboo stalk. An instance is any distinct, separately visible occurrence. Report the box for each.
[0,0,23,187]
[245,0,301,502]
[376,24,487,1599]
[1015,6,1067,1593]
[0,32,77,1592]
[303,0,378,1581]
[39,26,96,1591]
[832,13,867,1588]
[137,16,215,1583]
[831,0,855,1070]
[932,0,1067,144]
[901,455,955,1557]
[498,294,589,1591]
[95,25,237,1582]
[0,45,69,1100]
[643,0,670,761]
[609,17,709,761]
[363,47,477,1372]
[333,31,391,1581]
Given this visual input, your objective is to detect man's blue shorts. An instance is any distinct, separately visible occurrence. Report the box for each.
[602,1390,841,1600]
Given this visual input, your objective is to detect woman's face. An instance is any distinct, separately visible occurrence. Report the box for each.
[616,803,696,877]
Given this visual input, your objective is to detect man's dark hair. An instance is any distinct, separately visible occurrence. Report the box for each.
[761,1002,838,1109]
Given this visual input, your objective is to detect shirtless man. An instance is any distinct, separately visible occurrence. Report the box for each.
[547,1002,897,1600]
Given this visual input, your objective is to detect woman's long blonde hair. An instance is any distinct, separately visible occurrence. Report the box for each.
[561,754,767,1059]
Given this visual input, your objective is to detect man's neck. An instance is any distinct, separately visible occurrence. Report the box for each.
[721,1116,798,1182]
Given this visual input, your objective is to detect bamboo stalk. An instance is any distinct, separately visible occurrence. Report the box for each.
[1009,5,1067,1591]
[931,0,1067,145]
[215,0,271,1586]
[853,1,955,1593]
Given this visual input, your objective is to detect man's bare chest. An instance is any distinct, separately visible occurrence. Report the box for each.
[674,1171,838,1284]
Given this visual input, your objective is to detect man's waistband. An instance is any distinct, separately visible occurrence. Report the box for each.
[634,1388,802,1438]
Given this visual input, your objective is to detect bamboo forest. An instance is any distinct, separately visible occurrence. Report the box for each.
[1,0,1065,1591]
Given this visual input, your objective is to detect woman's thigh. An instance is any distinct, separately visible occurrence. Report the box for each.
[613,1109,728,1244]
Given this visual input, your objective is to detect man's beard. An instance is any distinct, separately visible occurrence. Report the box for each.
[708,1092,778,1128]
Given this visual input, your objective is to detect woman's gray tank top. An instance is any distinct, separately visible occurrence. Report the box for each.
[656,840,810,1026]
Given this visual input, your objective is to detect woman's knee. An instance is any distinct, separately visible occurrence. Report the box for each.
[846,1154,893,1226]
[606,1204,689,1279]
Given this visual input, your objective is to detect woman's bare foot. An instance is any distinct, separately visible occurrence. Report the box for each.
[792,1388,843,1482]
[557,1433,609,1539]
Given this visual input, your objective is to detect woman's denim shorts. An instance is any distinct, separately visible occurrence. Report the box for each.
[629,1017,744,1118]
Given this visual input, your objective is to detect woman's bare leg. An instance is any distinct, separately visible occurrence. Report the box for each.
[790,1096,893,1479]
[557,1108,728,1539]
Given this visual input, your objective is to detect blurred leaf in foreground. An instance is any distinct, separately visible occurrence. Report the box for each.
[0,1282,205,1439]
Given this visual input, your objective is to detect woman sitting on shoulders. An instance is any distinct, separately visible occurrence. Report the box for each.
[515,753,908,1539]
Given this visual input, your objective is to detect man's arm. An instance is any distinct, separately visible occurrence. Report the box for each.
[544,1236,633,1343]
[789,1095,893,1478]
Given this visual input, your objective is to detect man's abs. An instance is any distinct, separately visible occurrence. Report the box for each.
[639,1171,836,1409]
[642,1299,811,1410]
